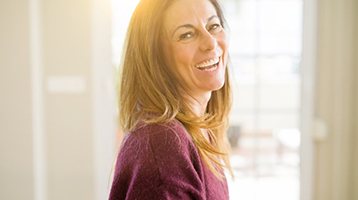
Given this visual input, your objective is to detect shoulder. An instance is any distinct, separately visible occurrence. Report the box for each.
[109,120,206,199]
[122,120,192,153]
[132,119,189,140]
[118,120,199,172]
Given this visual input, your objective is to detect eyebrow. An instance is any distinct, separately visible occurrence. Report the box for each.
[171,15,219,37]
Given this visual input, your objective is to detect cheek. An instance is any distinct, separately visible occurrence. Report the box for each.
[172,45,195,69]
[217,33,228,65]
[218,32,228,51]
[171,46,198,87]
[164,43,196,85]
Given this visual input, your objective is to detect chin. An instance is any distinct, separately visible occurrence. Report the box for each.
[208,80,226,92]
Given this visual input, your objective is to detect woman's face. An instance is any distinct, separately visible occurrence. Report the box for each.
[163,0,228,99]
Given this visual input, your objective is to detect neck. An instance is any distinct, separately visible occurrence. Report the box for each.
[189,92,212,116]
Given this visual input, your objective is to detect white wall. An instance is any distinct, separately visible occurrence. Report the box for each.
[0,0,34,199]
[314,0,358,199]
[354,3,358,199]
[0,0,116,199]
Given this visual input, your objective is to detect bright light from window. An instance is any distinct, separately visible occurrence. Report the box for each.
[224,0,303,199]
[111,0,139,67]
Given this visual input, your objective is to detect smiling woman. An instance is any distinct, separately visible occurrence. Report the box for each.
[109,0,233,199]
[162,0,228,116]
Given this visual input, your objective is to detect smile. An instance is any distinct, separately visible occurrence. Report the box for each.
[195,57,220,71]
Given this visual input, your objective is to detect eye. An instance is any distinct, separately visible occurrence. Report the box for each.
[179,32,195,41]
[208,23,222,33]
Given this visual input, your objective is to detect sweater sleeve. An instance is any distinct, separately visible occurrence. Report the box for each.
[109,122,206,200]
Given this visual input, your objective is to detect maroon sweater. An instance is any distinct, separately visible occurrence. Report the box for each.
[109,120,229,200]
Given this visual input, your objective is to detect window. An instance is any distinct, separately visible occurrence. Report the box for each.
[224,0,302,199]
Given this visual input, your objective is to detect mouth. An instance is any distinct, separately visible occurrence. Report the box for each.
[195,57,220,72]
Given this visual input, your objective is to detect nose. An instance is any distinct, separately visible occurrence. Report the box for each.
[199,31,217,52]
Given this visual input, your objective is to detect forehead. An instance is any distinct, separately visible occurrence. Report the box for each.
[163,0,218,29]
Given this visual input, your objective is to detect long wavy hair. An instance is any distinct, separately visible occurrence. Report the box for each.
[118,0,233,178]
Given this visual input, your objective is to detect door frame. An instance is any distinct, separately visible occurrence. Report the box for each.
[300,0,317,199]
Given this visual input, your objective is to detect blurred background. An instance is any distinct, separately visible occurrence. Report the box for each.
[0,0,357,200]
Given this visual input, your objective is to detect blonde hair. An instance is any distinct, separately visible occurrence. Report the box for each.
[118,0,233,178]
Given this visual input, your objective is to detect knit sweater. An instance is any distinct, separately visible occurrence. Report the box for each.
[109,120,229,200]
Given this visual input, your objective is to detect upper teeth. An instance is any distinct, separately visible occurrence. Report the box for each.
[195,57,219,68]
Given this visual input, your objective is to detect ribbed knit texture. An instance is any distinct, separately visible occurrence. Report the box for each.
[109,120,229,200]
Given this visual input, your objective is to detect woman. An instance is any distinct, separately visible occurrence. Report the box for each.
[109,0,232,199]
